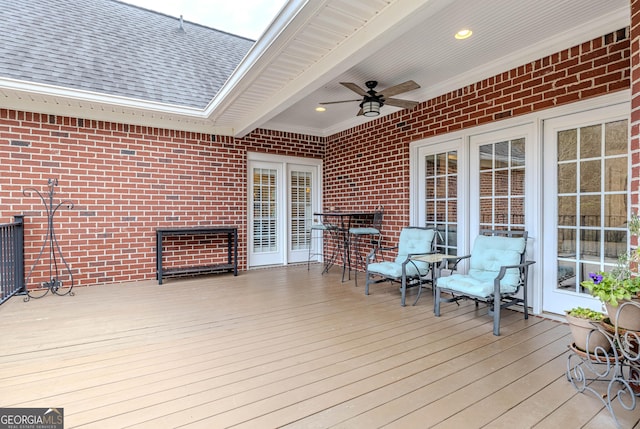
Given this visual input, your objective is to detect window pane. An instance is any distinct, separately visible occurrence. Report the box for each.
[436,177,447,198]
[423,150,458,255]
[448,200,457,222]
[558,196,576,226]
[580,124,601,159]
[604,194,626,228]
[605,119,627,156]
[479,171,493,196]
[579,160,600,193]
[580,229,600,259]
[479,144,493,170]
[558,163,576,194]
[495,197,508,224]
[426,155,435,176]
[494,170,509,196]
[580,195,601,227]
[604,157,627,192]
[511,138,525,167]
[511,197,525,225]
[558,228,576,256]
[558,129,577,162]
[494,141,509,169]
[604,229,626,260]
[511,168,525,196]
[448,152,458,174]
[425,177,435,198]
[480,198,493,224]
[448,175,457,198]
[437,153,447,174]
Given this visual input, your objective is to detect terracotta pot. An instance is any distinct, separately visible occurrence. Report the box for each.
[565,313,611,353]
[605,299,640,332]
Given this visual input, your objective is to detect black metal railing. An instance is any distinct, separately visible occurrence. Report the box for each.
[0,215,25,305]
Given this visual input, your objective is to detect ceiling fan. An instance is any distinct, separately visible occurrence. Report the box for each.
[320,80,421,117]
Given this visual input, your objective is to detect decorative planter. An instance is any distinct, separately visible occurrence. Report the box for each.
[565,313,611,354]
[605,299,640,331]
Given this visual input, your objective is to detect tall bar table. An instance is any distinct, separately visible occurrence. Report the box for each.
[313,212,375,282]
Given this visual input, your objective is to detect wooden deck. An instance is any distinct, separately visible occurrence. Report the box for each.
[1,265,639,428]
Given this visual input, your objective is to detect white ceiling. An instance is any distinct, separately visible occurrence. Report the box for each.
[0,0,631,138]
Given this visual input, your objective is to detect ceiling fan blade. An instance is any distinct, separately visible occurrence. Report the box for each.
[378,80,420,98]
[385,98,419,109]
[356,107,364,116]
[340,82,367,96]
[319,99,362,105]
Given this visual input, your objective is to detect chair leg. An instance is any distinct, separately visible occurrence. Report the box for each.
[352,234,360,286]
[307,228,313,271]
[401,268,407,307]
[365,267,371,295]
[493,293,501,336]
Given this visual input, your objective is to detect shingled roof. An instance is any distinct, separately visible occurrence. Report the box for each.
[0,0,254,109]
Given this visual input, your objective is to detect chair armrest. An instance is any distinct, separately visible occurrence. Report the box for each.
[442,254,470,271]
[495,260,536,280]
[400,252,436,265]
[367,245,398,262]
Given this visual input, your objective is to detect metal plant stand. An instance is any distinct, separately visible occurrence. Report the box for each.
[23,179,75,300]
[566,300,640,428]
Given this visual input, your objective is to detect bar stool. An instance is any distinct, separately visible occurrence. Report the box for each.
[307,221,340,273]
[349,208,383,286]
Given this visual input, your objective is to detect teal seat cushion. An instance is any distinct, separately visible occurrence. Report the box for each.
[437,234,525,297]
[367,227,435,278]
[349,227,380,235]
[367,260,427,278]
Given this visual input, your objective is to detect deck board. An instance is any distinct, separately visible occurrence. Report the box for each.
[1,265,639,428]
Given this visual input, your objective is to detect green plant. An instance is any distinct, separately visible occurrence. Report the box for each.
[565,306,605,321]
[580,212,640,307]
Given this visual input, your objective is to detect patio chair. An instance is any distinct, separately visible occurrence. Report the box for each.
[364,227,436,306]
[434,229,535,336]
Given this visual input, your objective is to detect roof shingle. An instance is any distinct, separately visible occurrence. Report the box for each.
[0,0,254,108]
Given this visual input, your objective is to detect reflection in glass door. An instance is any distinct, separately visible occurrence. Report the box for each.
[424,151,458,255]
[543,104,629,314]
[477,138,526,232]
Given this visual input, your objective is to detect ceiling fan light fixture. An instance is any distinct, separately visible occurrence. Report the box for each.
[361,97,382,117]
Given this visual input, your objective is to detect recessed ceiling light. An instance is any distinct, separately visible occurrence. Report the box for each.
[455,29,473,40]
[315,106,326,112]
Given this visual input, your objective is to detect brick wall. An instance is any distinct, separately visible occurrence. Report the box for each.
[0,28,631,288]
[325,29,631,243]
[0,112,322,288]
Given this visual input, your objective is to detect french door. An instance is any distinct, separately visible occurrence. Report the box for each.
[247,155,321,267]
[542,104,630,314]
[416,139,463,256]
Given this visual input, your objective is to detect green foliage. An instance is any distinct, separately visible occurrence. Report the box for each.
[566,306,605,321]
[580,212,640,306]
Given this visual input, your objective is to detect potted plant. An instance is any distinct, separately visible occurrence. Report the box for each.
[565,307,610,354]
[581,213,640,331]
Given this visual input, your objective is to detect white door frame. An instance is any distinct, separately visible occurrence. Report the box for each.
[247,152,322,268]
[541,101,630,315]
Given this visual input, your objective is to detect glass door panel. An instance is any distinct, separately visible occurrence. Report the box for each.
[542,104,629,314]
[288,165,318,264]
[249,162,282,266]
[423,149,459,255]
